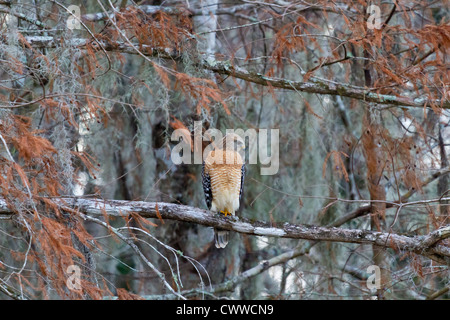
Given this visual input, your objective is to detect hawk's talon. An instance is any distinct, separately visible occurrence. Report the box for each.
[220,210,230,217]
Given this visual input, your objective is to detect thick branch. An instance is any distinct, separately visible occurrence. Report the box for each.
[0,198,448,264]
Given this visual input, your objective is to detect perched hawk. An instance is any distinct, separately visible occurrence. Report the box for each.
[201,134,245,248]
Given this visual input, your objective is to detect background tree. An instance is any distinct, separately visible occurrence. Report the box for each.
[0,0,448,300]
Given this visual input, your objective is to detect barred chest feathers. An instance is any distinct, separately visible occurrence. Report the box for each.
[203,150,243,215]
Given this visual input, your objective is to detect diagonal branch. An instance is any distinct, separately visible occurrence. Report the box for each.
[15,35,450,110]
[203,60,449,109]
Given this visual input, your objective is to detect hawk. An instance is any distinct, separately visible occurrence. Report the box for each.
[201,133,245,248]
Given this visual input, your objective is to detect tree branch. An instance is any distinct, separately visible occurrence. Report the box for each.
[204,60,449,109]
[0,8,48,29]
[0,279,27,300]
[0,197,448,264]
[329,167,450,227]
[79,3,356,23]
[14,35,449,110]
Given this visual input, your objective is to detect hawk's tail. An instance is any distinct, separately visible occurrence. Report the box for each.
[214,228,229,248]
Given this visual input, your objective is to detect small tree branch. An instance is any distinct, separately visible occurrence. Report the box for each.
[0,279,27,300]
[0,8,49,29]
[76,210,186,300]
[420,226,450,247]
[80,3,357,23]
[329,167,450,227]
[203,60,449,109]
[426,285,449,300]
[81,5,193,22]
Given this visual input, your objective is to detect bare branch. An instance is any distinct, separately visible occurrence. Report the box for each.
[0,8,48,29]
[330,168,450,227]
[0,279,27,300]
[13,35,449,110]
[0,198,448,264]
[204,60,450,109]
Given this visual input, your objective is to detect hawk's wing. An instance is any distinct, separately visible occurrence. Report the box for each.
[201,161,212,210]
[239,164,245,202]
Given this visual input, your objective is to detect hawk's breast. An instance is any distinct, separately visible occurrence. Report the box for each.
[204,149,244,214]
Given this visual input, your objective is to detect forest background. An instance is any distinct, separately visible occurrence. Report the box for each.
[0,0,448,300]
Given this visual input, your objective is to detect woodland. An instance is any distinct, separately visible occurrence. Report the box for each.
[0,0,448,300]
